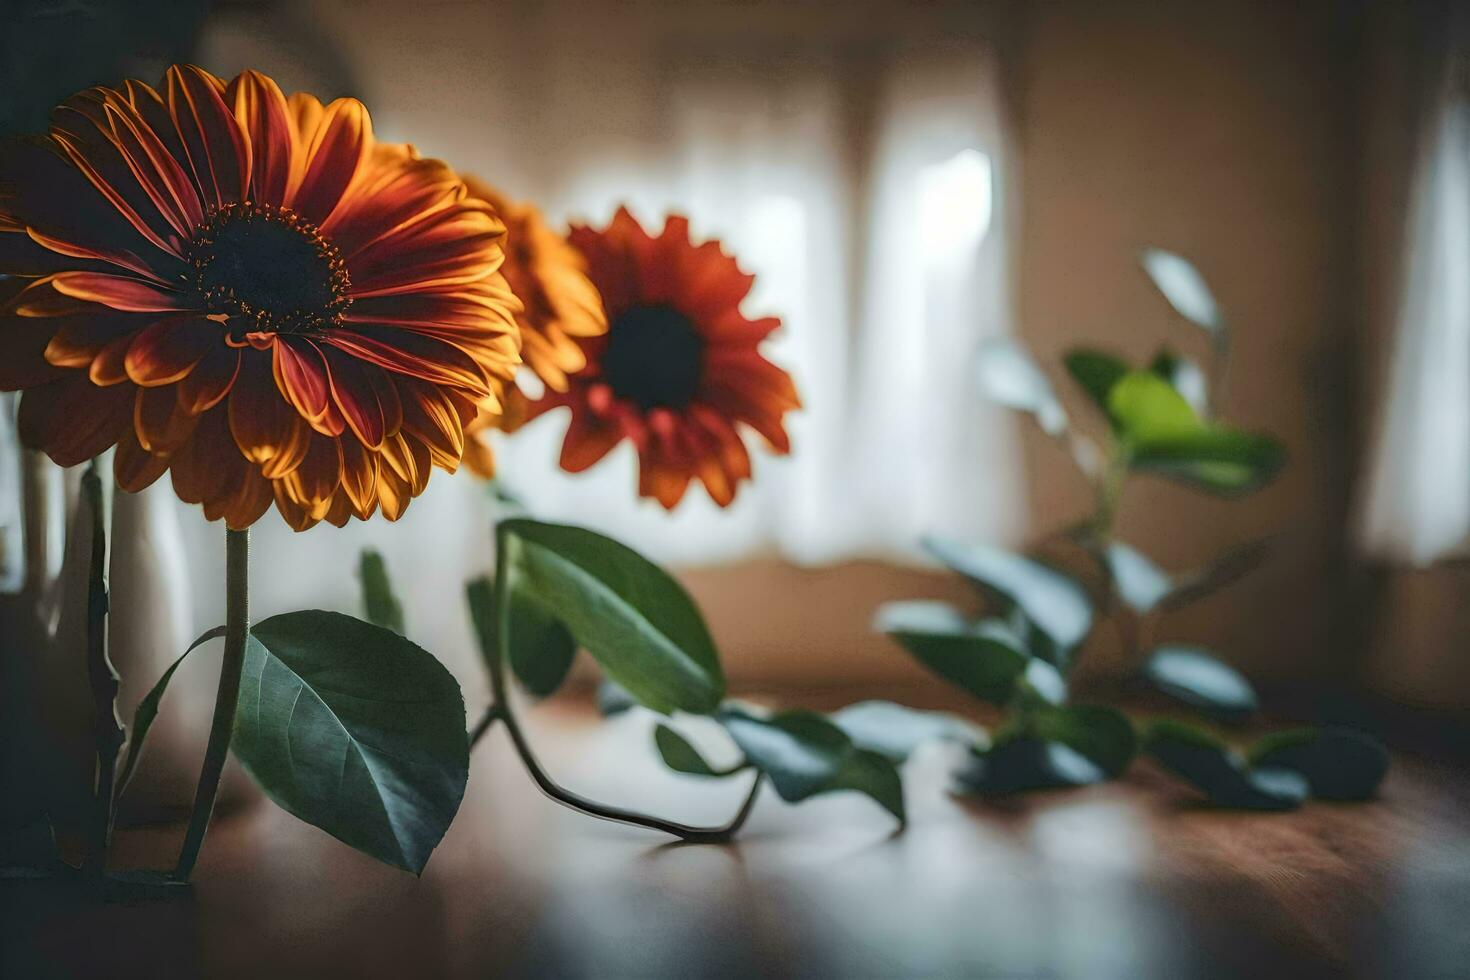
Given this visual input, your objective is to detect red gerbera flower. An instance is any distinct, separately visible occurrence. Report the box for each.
[0,66,520,529]
[515,207,799,508]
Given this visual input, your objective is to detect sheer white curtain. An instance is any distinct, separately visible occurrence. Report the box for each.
[1358,11,1470,567]
[486,38,1025,565]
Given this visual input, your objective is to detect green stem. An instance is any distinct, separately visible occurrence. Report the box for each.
[484,542,760,843]
[173,527,249,881]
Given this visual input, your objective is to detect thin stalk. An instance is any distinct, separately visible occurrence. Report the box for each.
[173,527,249,881]
[81,462,122,877]
[468,703,501,747]
[485,543,760,843]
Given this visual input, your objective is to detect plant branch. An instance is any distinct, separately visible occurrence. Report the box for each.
[469,703,501,747]
[173,527,249,882]
[484,543,760,843]
[81,461,122,878]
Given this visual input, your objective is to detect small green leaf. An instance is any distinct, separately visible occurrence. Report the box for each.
[1142,645,1258,722]
[498,520,724,715]
[1143,719,1306,810]
[1247,727,1389,801]
[358,549,405,635]
[1024,704,1137,778]
[829,700,986,762]
[653,723,745,777]
[1064,348,1131,416]
[116,625,227,795]
[1105,541,1172,613]
[1108,371,1284,495]
[718,707,851,802]
[1150,348,1209,416]
[922,538,1093,650]
[1140,248,1225,339]
[977,340,1068,435]
[875,602,1028,705]
[823,748,906,826]
[956,737,1106,795]
[234,611,470,874]
[1019,658,1068,707]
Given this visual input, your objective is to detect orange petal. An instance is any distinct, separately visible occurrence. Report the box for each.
[134,384,199,453]
[177,342,240,415]
[18,375,133,466]
[271,336,333,427]
[123,315,214,386]
[114,428,169,492]
[165,65,250,209]
[225,70,294,206]
[559,409,623,473]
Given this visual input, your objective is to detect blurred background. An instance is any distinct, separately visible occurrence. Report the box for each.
[3,0,1469,733]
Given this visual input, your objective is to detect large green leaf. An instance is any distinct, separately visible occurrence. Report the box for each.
[233,611,470,874]
[497,520,724,715]
[718,707,903,824]
[116,625,227,795]
[1108,371,1284,495]
[874,602,1028,704]
[977,340,1068,435]
[1247,727,1389,801]
[466,576,578,699]
[358,549,405,635]
[1140,248,1225,342]
[1063,348,1131,417]
[1142,720,1305,811]
[922,538,1093,650]
[1142,645,1258,722]
[829,700,986,762]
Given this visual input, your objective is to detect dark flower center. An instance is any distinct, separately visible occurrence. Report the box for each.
[601,304,705,411]
[188,202,351,335]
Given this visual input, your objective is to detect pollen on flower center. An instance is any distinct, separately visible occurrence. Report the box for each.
[188,202,351,335]
[602,304,706,410]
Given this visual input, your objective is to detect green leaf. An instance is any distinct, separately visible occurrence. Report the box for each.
[497,520,724,715]
[1159,536,1275,611]
[922,538,1094,650]
[1063,348,1131,415]
[1024,704,1136,777]
[718,707,903,824]
[1247,727,1389,801]
[653,723,745,777]
[1142,645,1258,722]
[1108,371,1284,495]
[874,602,1028,704]
[1150,348,1209,416]
[829,700,986,762]
[718,707,851,802]
[234,611,470,874]
[507,597,577,699]
[358,549,405,635]
[977,340,1068,435]
[1140,248,1225,340]
[116,625,227,795]
[1105,541,1173,614]
[823,748,906,826]
[1142,720,1306,811]
[956,737,1107,795]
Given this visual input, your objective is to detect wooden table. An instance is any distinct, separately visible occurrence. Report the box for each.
[4,697,1468,979]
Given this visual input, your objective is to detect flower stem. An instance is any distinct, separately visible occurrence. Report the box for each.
[483,543,760,843]
[173,527,249,881]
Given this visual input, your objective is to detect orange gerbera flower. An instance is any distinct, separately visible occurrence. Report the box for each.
[0,66,520,530]
[458,180,605,478]
[516,207,799,508]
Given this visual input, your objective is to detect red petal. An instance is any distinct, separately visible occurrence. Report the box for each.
[18,375,132,466]
[50,272,189,313]
[292,98,370,225]
[322,346,389,449]
[225,70,294,207]
[271,336,333,428]
[164,65,250,209]
[133,384,199,452]
[177,341,240,414]
[114,429,168,492]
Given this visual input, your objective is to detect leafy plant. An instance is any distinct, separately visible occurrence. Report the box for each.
[876,248,1388,807]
